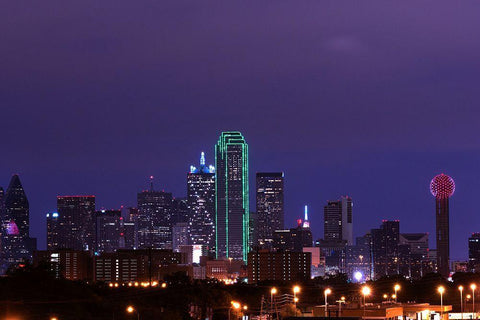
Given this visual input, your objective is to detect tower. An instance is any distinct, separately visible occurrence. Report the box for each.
[187,152,215,253]
[137,179,173,249]
[430,173,455,277]
[215,131,249,261]
[1,175,31,269]
[323,196,353,245]
[256,172,284,249]
[57,195,96,251]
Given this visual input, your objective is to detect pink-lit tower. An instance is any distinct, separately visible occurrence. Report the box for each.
[430,173,455,277]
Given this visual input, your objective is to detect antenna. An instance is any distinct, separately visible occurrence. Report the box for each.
[304,205,308,221]
[149,175,154,191]
[200,152,205,166]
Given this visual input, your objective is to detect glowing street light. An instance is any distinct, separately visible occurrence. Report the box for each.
[229,301,241,320]
[126,305,140,320]
[394,284,401,303]
[293,285,301,315]
[324,288,332,317]
[362,286,371,316]
[438,286,445,317]
[471,284,477,316]
[271,287,277,314]
[459,286,464,320]
[383,294,388,300]
[337,296,346,315]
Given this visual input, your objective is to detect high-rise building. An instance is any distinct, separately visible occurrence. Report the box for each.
[137,180,173,250]
[468,233,480,272]
[292,207,313,251]
[430,173,455,277]
[187,152,215,253]
[1,175,32,270]
[172,222,189,252]
[46,212,60,250]
[256,172,284,249]
[56,196,96,251]
[324,196,353,245]
[371,220,400,279]
[345,234,372,281]
[215,132,249,261]
[95,209,122,253]
[399,233,429,279]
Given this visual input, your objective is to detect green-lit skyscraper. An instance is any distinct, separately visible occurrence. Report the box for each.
[215,132,249,261]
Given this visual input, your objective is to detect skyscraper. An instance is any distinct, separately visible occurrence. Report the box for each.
[256,172,284,249]
[137,180,173,249]
[1,175,32,270]
[95,209,122,253]
[371,220,400,279]
[187,152,215,253]
[430,173,455,277]
[468,233,480,272]
[215,131,249,261]
[57,195,96,251]
[46,212,60,250]
[323,196,353,245]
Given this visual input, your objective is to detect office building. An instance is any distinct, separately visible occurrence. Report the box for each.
[324,196,353,245]
[34,249,92,281]
[137,181,173,249]
[468,233,480,272]
[187,152,215,253]
[172,222,189,251]
[215,132,249,261]
[371,220,400,279]
[46,212,60,250]
[95,209,122,253]
[256,172,284,249]
[56,195,96,251]
[1,175,33,270]
[430,173,455,277]
[399,233,429,279]
[248,250,311,283]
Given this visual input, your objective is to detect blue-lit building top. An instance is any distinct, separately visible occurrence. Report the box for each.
[190,152,215,174]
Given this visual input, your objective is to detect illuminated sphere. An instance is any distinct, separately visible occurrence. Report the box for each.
[430,174,455,199]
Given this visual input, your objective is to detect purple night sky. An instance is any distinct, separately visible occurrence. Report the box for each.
[1,1,480,258]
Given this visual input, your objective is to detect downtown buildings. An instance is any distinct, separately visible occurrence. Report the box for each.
[215,132,249,261]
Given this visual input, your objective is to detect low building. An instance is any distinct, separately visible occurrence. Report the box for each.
[33,249,92,281]
[247,250,311,283]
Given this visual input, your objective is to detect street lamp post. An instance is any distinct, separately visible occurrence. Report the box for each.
[394,284,401,303]
[271,287,277,320]
[293,286,301,317]
[459,286,464,320]
[438,286,445,319]
[324,288,332,317]
[126,305,140,320]
[337,296,346,316]
[362,286,371,316]
[471,284,476,317]
[229,301,241,320]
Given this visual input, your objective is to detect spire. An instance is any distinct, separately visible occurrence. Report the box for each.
[302,205,310,229]
[200,152,205,166]
[149,175,154,191]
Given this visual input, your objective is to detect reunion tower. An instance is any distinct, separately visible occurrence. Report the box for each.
[430,173,455,277]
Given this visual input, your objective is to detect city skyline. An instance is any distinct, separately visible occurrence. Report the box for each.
[2,1,480,261]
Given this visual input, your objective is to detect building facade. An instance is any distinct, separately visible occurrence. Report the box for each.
[137,186,173,250]
[215,132,249,261]
[256,172,284,249]
[1,175,33,270]
[56,195,96,251]
[324,196,353,245]
[248,250,311,283]
[187,152,215,253]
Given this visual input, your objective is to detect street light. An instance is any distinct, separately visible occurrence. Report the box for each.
[337,296,346,315]
[459,286,464,320]
[362,286,371,316]
[126,305,140,320]
[394,284,401,303]
[471,284,477,316]
[271,287,277,315]
[438,286,445,318]
[324,288,332,317]
[293,286,300,316]
[229,301,241,320]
